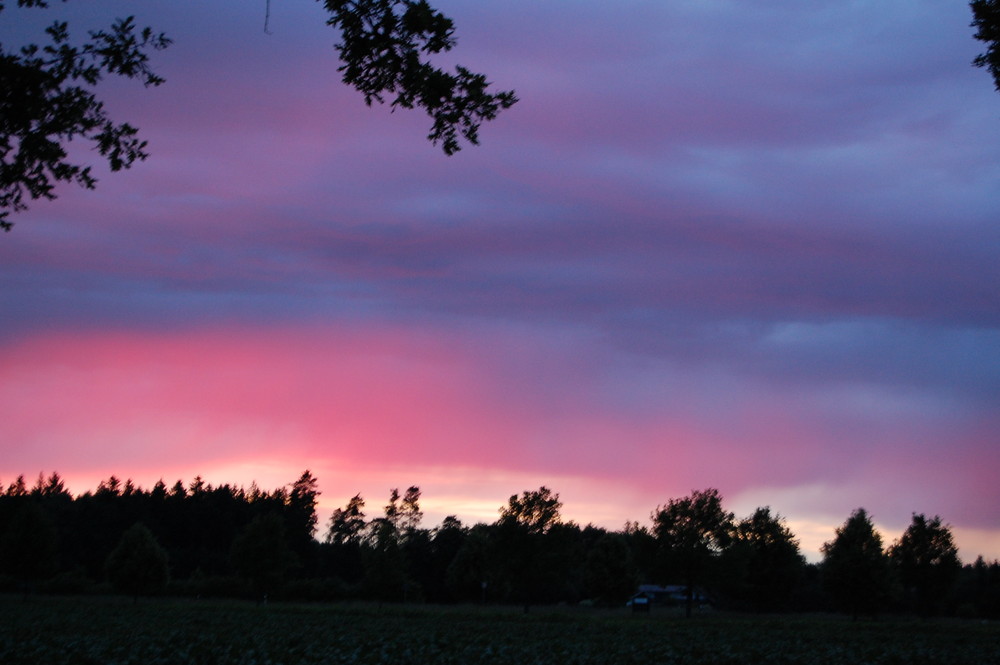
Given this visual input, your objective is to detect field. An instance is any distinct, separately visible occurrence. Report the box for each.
[1,596,998,664]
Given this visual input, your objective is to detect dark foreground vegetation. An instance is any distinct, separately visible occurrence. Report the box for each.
[1,471,999,621]
[1,595,998,665]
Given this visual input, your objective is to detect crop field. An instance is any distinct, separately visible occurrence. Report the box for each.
[1,595,998,665]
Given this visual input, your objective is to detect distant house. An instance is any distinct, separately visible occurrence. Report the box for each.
[627,584,709,608]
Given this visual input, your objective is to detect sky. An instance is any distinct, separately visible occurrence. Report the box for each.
[1,0,998,563]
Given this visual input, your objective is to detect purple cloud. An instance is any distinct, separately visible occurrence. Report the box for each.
[1,0,997,560]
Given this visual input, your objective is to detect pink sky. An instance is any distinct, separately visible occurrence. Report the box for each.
[1,0,999,562]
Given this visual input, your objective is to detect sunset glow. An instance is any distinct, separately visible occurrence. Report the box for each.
[1,0,998,565]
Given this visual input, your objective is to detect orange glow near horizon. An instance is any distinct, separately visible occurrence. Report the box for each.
[2,324,999,565]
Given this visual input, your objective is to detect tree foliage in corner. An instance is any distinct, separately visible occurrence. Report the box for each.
[0,0,517,232]
[321,0,517,156]
[0,0,170,231]
[971,0,1000,91]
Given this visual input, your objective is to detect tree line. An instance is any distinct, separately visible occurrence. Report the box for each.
[1,471,998,618]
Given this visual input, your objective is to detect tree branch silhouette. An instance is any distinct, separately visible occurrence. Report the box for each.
[322,0,517,156]
[0,1,170,231]
[971,0,1000,91]
[0,0,517,232]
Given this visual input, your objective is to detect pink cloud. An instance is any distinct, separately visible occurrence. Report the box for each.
[2,0,996,566]
[2,322,994,550]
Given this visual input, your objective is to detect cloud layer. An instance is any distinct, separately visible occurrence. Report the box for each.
[1,0,998,561]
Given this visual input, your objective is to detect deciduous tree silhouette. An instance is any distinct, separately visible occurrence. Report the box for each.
[584,532,638,607]
[498,486,562,535]
[424,515,465,602]
[960,555,1000,617]
[445,522,491,603]
[362,517,407,605]
[889,513,961,616]
[493,487,564,611]
[821,508,892,619]
[104,522,169,602]
[721,507,805,612]
[651,488,733,618]
[230,512,295,601]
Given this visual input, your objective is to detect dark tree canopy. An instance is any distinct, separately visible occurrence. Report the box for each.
[230,512,296,599]
[889,513,961,616]
[821,508,892,619]
[105,522,169,600]
[445,522,490,602]
[584,532,638,607]
[4,471,1000,614]
[491,487,569,610]
[0,499,59,591]
[287,470,320,547]
[722,507,805,612]
[397,486,423,537]
[972,0,1000,91]
[362,516,407,602]
[651,488,734,617]
[0,0,516,231]
[498,486,563,535]
[325,493,367,545]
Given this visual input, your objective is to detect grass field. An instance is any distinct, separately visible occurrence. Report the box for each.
[1,595,998,664]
